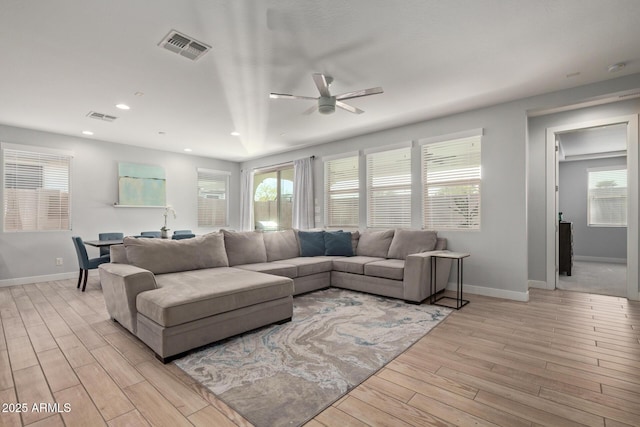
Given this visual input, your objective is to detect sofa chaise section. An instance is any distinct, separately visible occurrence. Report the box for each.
[99,233,294,362]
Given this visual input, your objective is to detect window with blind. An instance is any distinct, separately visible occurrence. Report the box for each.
[588,167,627,227]
[366,146,411,228]
[2,144,72,232]
[197,169,229,227]
[422,135,481,230]
[325,155,359,227]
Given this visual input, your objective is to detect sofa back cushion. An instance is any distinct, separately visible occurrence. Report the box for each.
[222,230,268,266]
[110,244,128,264]
[123,232,228,274]
[356,229,395,258]
[387,229,438,260]
[263,229,300,261]
[298,231,326,256]
[324,231,353,256]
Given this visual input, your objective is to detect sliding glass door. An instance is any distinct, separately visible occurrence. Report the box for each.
[253,165,293,231]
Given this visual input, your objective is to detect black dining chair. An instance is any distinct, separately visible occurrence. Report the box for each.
[172,229,195,240]
[140,231,161,238]
[71,236,110,292]
[98,232,124,257]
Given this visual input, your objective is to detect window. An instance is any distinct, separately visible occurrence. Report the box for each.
[325,155,359,227]
[2,144,72,232]
[588,166,627,227]
[253,165,293,231]
[366,146,411,228]
[197,169,229,227]
[422,135,481,230]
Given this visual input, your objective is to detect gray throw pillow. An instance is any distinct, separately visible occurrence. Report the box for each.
[222,230,268,266]
[263,229,300,261]
[123,232,228,274]
[387,229,438,259]
[356,229,395,258]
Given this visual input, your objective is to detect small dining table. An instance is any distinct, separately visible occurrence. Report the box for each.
[83,239,124,248]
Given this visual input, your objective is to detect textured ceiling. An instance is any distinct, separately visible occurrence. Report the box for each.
[1,0,639,161]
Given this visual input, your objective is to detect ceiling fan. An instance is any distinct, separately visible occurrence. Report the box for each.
[269,73,383,115]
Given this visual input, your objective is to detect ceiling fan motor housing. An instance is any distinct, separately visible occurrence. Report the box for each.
[318,96,336,114]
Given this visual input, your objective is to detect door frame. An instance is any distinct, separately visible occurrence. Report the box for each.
[545,114,638,300]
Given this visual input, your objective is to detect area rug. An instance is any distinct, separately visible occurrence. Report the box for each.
[174,288,451,427]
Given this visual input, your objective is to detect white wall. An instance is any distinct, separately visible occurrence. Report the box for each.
[0,124,240,285]
[559,157,627,260]
[242,102,530,301]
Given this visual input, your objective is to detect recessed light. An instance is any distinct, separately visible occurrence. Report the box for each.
[115,104,130,110]
[82,130,94,136]
[158,131,166,135]
[230,131,240,136]
[566,72,580,78]
[608,62,626,73]
[184,148,192,152]
[134,91,144,97]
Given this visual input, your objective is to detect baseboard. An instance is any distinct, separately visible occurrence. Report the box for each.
[573,256,627,264]
[446,282,529,302]
[528,280,549,290]
[0,271,78,288]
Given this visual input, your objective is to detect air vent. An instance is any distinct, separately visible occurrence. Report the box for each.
[86,111,118,122]
[159,30,211,61]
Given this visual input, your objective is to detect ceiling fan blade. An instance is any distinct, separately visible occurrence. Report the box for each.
[302,104,318,115]
[335,87,383,101]
[269,93,316,100]
[312,73,331,98]
[336,101,364,114]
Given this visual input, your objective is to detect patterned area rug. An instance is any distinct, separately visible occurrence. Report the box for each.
[175,288,451,427]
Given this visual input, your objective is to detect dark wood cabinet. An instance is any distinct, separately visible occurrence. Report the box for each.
[559,221,573,276]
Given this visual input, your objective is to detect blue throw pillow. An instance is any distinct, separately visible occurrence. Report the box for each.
[324,231,353,256]
[298,231,325,256]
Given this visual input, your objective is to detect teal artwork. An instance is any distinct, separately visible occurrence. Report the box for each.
[118,162,166,206]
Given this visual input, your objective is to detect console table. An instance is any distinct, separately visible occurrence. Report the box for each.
[430,251,470,310]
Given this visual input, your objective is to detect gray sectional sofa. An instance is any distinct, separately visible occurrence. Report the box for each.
[98,228,452,362]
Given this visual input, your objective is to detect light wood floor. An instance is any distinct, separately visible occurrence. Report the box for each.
[1,276,639,427]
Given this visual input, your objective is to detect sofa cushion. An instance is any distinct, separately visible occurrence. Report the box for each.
[140,267,293,327]
[332,256,385,275]
[234,262,298,279]
[324,231,353,256]
[222,230,268,266]
[364,259,405,280]
[273,257,333,277]
[123,232,228,274]
[387,229,438,260]
[356,229,395,258]
[263,229,300,261]
[298,231,325,256]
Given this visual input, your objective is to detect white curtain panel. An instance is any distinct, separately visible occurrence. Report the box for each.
[293,157,315,230]
[240,169,254,231]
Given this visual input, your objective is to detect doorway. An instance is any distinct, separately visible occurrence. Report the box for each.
[545,115,638,300]
[556,124,628,297]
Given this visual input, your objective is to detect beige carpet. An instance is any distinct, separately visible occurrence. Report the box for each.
[558,260,627,297]
[175,288,450,427]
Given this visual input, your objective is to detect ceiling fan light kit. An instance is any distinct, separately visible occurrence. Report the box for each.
[318,97,336,114]
[270,73,383,115]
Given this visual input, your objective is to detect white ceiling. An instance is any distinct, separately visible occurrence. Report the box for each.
[558,123,627,160]
[1,0,639,161]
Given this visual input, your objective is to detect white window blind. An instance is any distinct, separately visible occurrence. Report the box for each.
[366,147,411,228]
[588,167,627,226]
[3,146,72,232]
[325,155,359,227]
[197,169,229,227]
[422,136,481,230]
